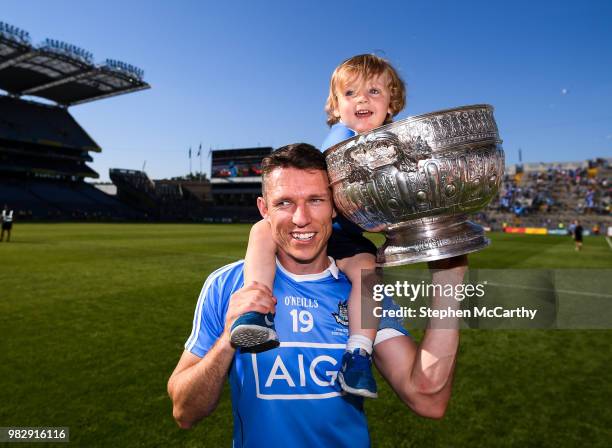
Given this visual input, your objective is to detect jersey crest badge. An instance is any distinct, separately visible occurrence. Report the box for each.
[332,300,349,327]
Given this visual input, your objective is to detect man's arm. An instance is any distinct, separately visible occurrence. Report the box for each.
[167,339,235,428]
[373,255,467,419]
[167,281,276,429]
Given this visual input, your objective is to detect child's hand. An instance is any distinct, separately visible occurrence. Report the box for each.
[224,281,277,337]
[367,223,386,233]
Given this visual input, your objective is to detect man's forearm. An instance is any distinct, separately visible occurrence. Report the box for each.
[411,259,465,394]
[169,337,235,428]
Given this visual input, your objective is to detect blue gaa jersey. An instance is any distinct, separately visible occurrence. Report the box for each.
[321,122,356,151]
[185,258,371,448]
[322,123,376,241]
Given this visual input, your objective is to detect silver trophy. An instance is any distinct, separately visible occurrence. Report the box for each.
[324,104,505,267]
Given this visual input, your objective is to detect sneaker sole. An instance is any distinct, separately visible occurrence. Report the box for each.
[338,372,378,399]
[230,325,279,353]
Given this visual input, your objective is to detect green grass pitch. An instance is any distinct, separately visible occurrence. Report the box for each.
[0,224,610,447]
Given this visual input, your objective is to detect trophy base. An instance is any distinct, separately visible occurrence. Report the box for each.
[376,214,489,267]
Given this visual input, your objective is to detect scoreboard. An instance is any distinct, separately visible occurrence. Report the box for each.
[211,147,273,179]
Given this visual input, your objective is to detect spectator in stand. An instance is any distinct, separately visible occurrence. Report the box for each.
[585,189,595,214]
[229,161,238,178]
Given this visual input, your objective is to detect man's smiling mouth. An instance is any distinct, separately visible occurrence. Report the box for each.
[291,232,315,241]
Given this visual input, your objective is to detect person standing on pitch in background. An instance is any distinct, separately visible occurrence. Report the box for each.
[233,54,406,398]
[1,204,14,242]
[573,220,583,251]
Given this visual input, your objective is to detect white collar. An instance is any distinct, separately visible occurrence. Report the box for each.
[275,256,339,282]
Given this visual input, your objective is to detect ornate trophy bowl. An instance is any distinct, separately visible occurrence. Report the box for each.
[324,104,505,267]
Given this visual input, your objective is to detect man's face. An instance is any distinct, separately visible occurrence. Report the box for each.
[333,72,392,133]
[258,167,336,273]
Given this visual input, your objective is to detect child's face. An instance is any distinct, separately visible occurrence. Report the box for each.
[333,72,392,133]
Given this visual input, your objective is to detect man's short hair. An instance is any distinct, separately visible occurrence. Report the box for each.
[261,143,327,196]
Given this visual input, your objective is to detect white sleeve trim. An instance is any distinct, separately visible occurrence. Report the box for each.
[374,328,405,346]
[185,260,243,351]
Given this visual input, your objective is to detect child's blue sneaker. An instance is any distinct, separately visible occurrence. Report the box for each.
[338,348,378,398]
[230,311,280,353]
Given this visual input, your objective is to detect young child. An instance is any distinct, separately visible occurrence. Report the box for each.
[231,54,406,398]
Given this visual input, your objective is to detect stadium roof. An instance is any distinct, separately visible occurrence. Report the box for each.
[0,21,149,106]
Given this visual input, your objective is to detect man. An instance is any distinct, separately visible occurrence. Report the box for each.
[168,143,466,447]
[1,205,13,242]
[574,220,583,251]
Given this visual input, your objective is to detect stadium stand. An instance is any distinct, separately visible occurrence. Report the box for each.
[0,96,98,174]
[0,20,149,221]
[479,158,611,234]
[205,147,271,222]
[109,169,213,221]
[0,96,141,220]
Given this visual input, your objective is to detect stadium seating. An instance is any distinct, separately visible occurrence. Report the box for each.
[0,96,98,150]
[0,181,57,217]
[109,169,213,221]
[0,176,144,220]
[480,159,611,232]
[0,31,151,222]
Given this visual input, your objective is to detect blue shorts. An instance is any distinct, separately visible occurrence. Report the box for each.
[327,214,409,338]
[327,215,377,260]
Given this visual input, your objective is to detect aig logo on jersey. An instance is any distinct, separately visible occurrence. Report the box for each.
[250,344,345,400]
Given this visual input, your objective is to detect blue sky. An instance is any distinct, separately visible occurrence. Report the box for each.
[2,0,611,181]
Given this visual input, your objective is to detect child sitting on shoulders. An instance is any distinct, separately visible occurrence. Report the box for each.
[231,54,406,399]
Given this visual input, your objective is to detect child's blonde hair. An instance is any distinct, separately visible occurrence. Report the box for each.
[325,54,406,127]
